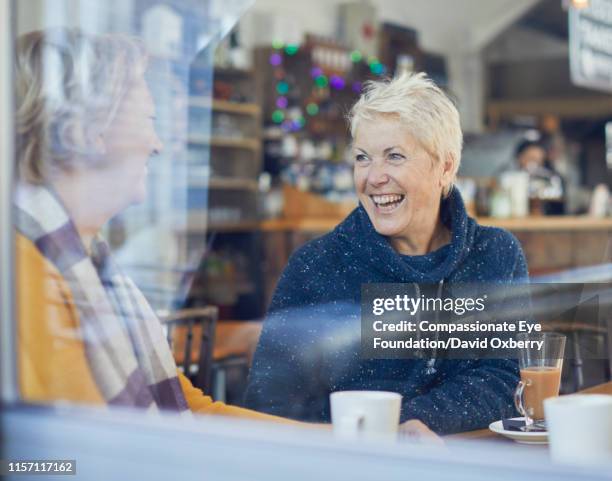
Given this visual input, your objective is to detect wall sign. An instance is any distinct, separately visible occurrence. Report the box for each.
[569,0,612,92]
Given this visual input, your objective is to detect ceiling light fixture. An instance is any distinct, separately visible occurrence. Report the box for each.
[571,0,590,9]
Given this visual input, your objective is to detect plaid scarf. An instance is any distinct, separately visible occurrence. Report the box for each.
[15,183,189,413]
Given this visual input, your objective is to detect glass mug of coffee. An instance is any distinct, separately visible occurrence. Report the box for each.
[514,332,566,431]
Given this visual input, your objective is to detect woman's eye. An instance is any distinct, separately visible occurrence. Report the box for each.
[388,153,405,161]
[355,154,369,163]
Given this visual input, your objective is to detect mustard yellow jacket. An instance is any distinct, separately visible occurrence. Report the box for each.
[16,233,281,421]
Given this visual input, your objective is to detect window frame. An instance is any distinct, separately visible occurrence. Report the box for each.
[0,0,17,404]
[1,2,610,479]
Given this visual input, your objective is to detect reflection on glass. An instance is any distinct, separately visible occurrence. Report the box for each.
[12,1,270,418]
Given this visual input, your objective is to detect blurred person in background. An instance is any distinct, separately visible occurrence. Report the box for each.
[515,138,547,174]
[246,73,528,435]
[541,122,569,215]
[515,137,565,215]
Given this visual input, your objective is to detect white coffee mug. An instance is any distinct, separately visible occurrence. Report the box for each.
[544,394,612,465]
[330,391,402,441]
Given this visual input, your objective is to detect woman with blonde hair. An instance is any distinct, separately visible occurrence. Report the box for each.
[246,72,528,434]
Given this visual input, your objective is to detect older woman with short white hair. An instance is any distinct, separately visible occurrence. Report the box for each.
[14,28,291,422]
[246,72,528,434]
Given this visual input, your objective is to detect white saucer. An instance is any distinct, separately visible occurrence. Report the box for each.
[488,417,548,444]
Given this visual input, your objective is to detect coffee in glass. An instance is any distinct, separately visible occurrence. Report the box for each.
[514,332,566,431]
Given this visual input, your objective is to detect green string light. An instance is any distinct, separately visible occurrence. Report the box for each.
[314,75,328,88]
[297,116,306,127]
[370,62,384,75]
[272,110,284,123]
[285,44,299,55]
[350,50,362,63]
[276,81,290,95]
[272,39,284,50]
[306,103,319,116]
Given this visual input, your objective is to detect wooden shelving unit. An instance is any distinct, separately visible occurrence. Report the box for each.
[180,64,267,319]
[212,67,253,78]
[211,137,260,151]
[208,177,258,191]
[187,135,260,152]
[487,96,612,121]
[189,97,261,116]
[213,99,260,116]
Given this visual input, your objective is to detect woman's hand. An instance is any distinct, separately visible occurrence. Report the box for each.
[399,419,444,445]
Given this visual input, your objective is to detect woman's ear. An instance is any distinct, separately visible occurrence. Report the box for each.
[57,120,107,157]
[439,152,455,188]
[441,154,455,186]
[91,132,106,156]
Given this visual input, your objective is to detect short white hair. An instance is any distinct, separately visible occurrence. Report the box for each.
[15,28,147,183]
[348,72,463,197]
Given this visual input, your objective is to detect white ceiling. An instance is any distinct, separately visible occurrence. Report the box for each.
[375,0,539,52]
[17,0,544,56]
[247,0,540,54]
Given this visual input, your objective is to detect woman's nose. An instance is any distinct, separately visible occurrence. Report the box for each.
[152,132,163,156]
[367,160,390,186]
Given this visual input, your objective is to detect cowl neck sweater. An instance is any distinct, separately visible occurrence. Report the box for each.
[245,188,528,433]
[334,187,475,284]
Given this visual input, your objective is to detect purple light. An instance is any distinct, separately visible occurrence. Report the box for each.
[352,81,363,93]
[310,67,323,78]
[292,119,302,130]
[269,53,283,66]
[330,75,345,90]
[281,119,293,132]
[276,96,288,109]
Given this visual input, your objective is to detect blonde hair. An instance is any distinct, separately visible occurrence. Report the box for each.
[15,28,147,183]
[348,72,463,197]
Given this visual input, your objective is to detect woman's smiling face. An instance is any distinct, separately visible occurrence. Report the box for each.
[353,114,448,240]
[95,75,163,208]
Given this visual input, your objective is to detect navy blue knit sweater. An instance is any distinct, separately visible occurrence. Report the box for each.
[245,189,528,434]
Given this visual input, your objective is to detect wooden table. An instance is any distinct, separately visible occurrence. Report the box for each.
[447,381,612,442]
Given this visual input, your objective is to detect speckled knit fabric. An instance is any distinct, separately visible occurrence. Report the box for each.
[245,188,528,434]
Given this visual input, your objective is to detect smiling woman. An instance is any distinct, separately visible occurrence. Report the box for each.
[245,72,530,435]
[349,73,461,255]
[13,28,293,423]
[15,29,161,246]
[352,119,451,255]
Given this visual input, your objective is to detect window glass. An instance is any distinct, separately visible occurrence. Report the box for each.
[10,0,612,451]
[13,0,251,410]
